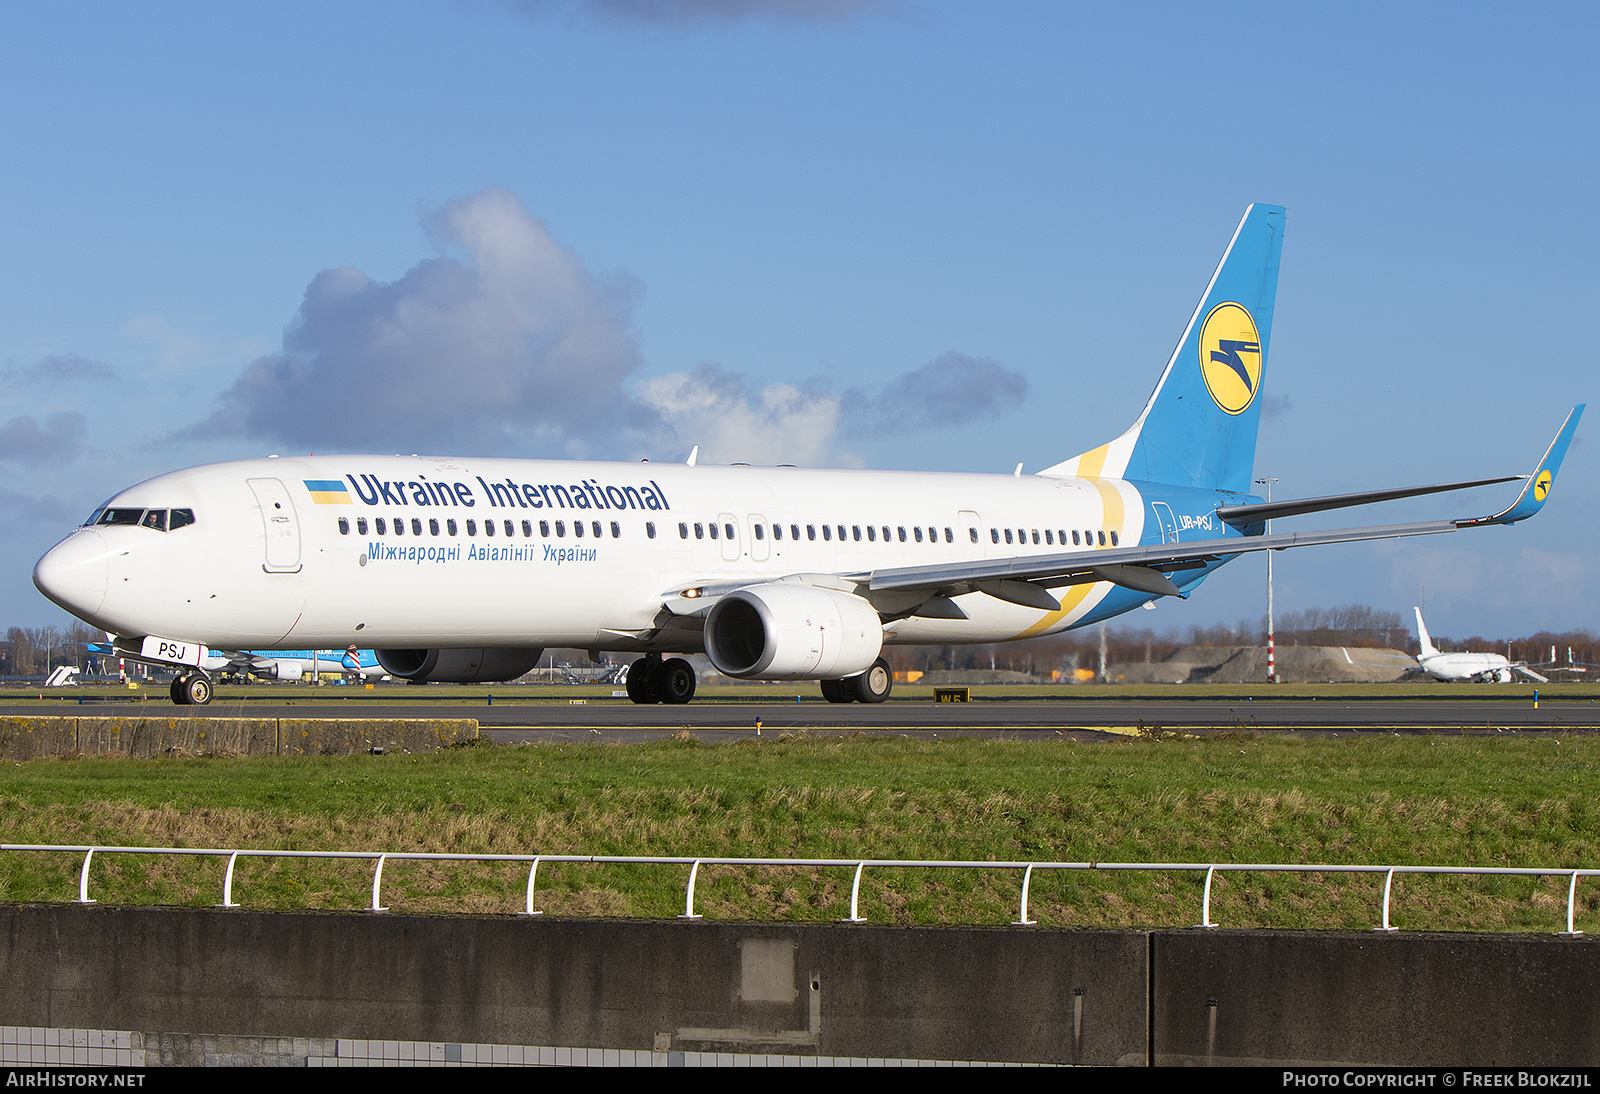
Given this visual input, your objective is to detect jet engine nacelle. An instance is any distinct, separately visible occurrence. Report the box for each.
[258,659,304,681]
[374,647,543,684]
[704,584,883,680]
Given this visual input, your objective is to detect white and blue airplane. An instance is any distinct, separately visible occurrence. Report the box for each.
[32,205,1583,705]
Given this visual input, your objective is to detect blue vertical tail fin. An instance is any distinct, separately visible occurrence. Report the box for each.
[1040,204,1285,494]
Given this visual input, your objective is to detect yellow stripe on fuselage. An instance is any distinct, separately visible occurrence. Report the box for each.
[1010,477,1129,640]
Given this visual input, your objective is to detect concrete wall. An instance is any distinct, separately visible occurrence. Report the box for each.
[0,715,478,758]
[1151,928,1600,1066]
[0,904,1146,1066]
[2,904,1597,1065]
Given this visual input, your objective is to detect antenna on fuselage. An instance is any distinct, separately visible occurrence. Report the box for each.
[686,445,699,467]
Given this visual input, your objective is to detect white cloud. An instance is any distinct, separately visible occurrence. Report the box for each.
[638,363,842,465]
[188,187,652,455]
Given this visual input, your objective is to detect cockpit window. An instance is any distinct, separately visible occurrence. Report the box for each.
[92,507,196,531]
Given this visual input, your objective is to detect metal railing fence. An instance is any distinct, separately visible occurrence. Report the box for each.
[2,843,1594,935]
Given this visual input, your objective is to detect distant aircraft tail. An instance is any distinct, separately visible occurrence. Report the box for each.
[1413,607,1440,659]
[1040,203,1286,495]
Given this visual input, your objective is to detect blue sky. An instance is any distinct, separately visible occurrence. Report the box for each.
[1,0,1594,641]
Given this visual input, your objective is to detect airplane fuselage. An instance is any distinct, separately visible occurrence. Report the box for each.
[38,456,1248,653]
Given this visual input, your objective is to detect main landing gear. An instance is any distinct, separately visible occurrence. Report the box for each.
[626,654,697,705]
[820,657,892,704]
[169,671,213,706]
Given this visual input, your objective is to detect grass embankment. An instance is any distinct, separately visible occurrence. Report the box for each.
[1,732,1596,931]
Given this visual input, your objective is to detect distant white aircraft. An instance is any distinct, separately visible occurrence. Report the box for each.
[1412,607,1548,683]
[32,205,1584,705]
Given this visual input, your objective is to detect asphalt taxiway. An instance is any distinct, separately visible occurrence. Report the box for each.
[15,694,1598,743]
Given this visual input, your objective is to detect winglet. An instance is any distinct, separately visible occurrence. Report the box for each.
[1463,405,1584,526]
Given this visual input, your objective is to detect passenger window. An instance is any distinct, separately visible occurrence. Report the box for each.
[466,519,476,536]
[807,525,816,541]
[695,523,704,539]
[509,521,519,537]
[1098,531,1106,546]
[771,524,781,540]
[898,527,907,542]
[540,521,550,536]
[376,518,387,535]
[447,519,458,536]
[1004,529,1013,544]
[574,521,585,537]
[836,525,845,541]
[555,521,566,537]
[1110,531,1119,546]
[646,522,656,539]
[725,523,735,539]
[1032,530,1040,545]
[356,518,368,535]
[678,522,688,539]
[338,517,349,535]
[882,527,891,542]
[914,527,923,542]
[169,509,196,531]
[991,528,999,544]
[484,520,495,537]
[412,519,423,536]
[853,526,862,542]
[522,520,533,537]
[1072,530,1080,545]
[394,519,405,536]
[610,521,620,538]
[1045,530,1053,545]
[866,526,876,542]
[592,521,602,538]
[791,524,800,540]
[822,525,832,541]
[709,523,718,540]
[754,524,765,540]
[429,519,440,536]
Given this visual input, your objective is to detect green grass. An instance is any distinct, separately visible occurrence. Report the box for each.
[2,731,1598,931]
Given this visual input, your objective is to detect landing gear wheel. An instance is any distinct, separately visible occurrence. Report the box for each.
[820,678,853,704]
[172,673,213,706]
[626,656,661,704]
[851,658,892,704]
[659,658,697,705]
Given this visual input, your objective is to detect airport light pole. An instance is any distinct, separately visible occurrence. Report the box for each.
[1256,476,1279,683]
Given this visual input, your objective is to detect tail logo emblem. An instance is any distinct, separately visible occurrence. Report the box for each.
[1534,470,1552,501]
[1198,302,1262,415]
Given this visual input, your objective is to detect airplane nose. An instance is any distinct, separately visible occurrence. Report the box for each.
[34,529,110,618]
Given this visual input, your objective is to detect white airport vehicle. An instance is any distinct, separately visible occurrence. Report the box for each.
[1412,608,1549,684]
[32,205,1583,704]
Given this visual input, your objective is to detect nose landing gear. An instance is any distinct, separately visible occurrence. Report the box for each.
[170,672,213,706]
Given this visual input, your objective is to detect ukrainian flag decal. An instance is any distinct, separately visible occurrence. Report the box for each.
[1198,302,1262,415]
[304,479,351,504]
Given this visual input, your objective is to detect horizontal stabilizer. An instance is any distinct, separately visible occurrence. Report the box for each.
[1217,476,1522,527]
